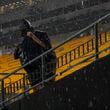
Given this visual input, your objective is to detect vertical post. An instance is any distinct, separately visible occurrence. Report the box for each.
[94,23,99,59]
[61,56,63,66]
[74,49,76,59]
[91,39,94,50]
[41,56,44,84]
[13,83,15,94]
[23,74,26,96]
[69,51,72,62]
[9,84,12,97]
[87,42,89,52]
[82,44,85,55]
[1,80,5,107]
[78,47,80,58]
[105,32,107,42]
[57,58,59,68]
[23,74,26,90]
[65,54,68,64]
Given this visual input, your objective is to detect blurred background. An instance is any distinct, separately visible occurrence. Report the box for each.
[0,0,110,55]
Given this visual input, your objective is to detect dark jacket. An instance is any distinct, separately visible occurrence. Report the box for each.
[14,31,56,70]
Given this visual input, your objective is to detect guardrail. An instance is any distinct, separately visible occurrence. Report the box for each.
[0,12,110,108]
[57,32,109,68]
[1,31,109,104]
[0,45,110,109]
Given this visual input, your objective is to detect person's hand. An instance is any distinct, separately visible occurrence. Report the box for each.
[27,32,33,38]
[26,31,46,48]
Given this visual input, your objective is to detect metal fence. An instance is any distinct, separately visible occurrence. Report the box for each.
[0,12,110,108]
[57,32,109,68]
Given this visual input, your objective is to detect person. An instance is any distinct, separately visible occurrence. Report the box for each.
[14,19,56,87]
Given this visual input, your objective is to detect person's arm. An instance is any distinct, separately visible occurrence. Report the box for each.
[27,32,46,48]
[14,45,22,59]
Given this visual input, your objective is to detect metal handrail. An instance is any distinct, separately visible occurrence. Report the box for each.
[1,12,110,81]
[1,30,109,97]
[0,45,110,107]
[0,12,110,108]
[59,46,110,74]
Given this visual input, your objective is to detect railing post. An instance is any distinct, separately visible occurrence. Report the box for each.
[1,80,5,107]
[41,56,44,84]
[23,74,26,96]
[61,56,63,66]
[74,49,76,59]
[87,42,89,52]
[57,58,59,68]
[78,47,80,57]
[65,54,68,64]
[69,51,72,62]
[94,23,99,59]
[82,44,85,55]
[104,32,107,42]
